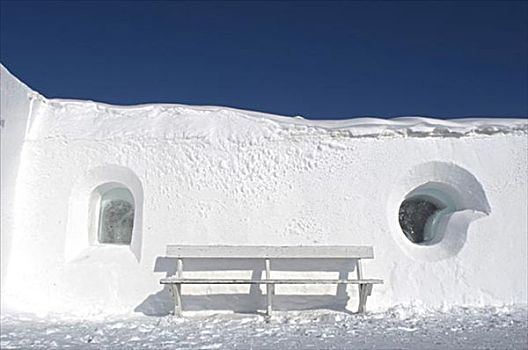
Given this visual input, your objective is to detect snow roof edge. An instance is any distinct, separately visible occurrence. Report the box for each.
[2,64,526,134]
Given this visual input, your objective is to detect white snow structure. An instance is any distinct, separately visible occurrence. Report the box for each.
[1,64,527,316]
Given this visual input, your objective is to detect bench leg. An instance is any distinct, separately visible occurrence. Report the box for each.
[357,283,373,313]
[172,283,182,317]
[266,283,275,316]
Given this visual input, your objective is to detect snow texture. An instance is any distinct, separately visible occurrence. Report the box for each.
[1,63,527,318]
[1,308,527,349]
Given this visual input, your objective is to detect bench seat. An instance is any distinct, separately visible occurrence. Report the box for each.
[161,278,384,285]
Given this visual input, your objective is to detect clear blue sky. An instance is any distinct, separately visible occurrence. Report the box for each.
[1,1,527,119]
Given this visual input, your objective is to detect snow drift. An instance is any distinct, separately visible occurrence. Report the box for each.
[1,64,527,316]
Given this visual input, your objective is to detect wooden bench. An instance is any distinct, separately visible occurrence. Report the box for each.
[160,245,383,316]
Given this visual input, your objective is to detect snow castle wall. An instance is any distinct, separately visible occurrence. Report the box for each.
[0,66,39,295]
[1,65,527,316]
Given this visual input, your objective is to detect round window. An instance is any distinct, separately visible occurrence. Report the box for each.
[398,196,445,244]
[388,163,490,261]
[397,185,457,246]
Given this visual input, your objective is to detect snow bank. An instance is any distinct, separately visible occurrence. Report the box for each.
[1,64,527,316]
[28,98,527,142]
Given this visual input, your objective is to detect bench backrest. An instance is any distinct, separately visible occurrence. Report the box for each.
[166,245,374,259]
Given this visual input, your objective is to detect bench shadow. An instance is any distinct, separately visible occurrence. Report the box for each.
[135,257,359,316]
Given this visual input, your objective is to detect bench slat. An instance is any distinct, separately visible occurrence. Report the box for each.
[160,278,383,285]
[166,245,374,259]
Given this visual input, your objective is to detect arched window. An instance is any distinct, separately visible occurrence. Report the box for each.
[97,186,134,245]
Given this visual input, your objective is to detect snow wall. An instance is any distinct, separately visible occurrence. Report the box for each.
[1,64,527,316]
[0,66,38,298]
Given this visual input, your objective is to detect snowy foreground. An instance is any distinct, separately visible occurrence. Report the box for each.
[1,307,526,349]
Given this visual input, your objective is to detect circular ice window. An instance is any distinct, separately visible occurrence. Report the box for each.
[398,197,445,244]
[389,163,490,261]
[397,184,457,246]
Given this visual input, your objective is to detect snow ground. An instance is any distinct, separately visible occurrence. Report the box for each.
[1,307,526,349]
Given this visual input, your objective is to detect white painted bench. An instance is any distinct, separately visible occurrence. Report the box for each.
[160,245,383,316]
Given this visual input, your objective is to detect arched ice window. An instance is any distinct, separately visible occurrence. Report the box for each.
[97,186,135,245]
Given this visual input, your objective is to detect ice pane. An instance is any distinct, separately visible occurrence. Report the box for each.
[98,188,134,244]
[398,198,440,244]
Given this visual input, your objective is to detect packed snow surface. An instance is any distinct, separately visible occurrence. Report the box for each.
[1,308,526,349]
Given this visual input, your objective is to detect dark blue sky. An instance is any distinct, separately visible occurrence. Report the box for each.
[1,1,527,119]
